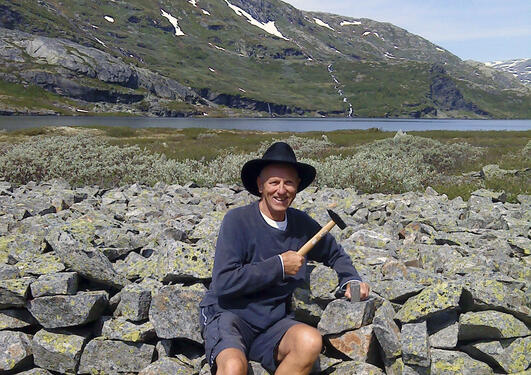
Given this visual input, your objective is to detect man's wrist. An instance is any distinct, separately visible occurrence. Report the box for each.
[277,254,285,280]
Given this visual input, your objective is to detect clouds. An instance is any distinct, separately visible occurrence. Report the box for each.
[283,0,530,61]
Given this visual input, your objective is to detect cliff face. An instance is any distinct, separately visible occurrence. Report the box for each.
[1,180,530,374]
[0,0,529,118]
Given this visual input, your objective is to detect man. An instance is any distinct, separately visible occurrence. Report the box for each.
[199,142,369,375]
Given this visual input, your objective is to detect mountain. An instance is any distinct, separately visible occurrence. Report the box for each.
[0,0,529,118]
[485,58,531,86]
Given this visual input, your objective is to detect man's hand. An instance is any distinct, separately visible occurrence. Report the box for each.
[345,281,370,301]
[280,251,304,276]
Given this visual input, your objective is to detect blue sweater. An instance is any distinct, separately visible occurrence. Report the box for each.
[200,201,361,329]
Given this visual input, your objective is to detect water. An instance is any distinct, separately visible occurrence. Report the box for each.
[0,116,530,132]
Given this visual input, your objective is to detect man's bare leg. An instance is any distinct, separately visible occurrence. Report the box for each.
[216,348,248,375]
[275,324,322,375]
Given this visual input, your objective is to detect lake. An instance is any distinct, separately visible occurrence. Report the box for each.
[0,116,530,132]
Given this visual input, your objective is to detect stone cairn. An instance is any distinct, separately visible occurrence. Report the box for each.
[0,179,529,374]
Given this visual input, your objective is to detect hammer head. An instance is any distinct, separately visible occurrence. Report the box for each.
[327,209,347,230]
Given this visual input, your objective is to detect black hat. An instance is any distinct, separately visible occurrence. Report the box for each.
[241,142,316,196]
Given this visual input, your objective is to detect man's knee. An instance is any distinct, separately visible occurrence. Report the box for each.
[216,348,248,375]
[284,325,322,358]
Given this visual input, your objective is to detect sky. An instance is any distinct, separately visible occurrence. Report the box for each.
[283,0,530,62]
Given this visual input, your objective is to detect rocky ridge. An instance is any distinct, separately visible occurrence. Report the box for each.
[0,179,530,374]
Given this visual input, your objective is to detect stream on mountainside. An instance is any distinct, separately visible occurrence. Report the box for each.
[327,63,354,117]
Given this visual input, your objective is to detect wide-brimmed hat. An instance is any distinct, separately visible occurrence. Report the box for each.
[241,142,316,196]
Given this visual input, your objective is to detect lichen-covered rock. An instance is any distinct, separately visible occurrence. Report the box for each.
[155,339,173,358]
[458,310,530,340]
[318,298,374,335]
[329,361,385,374]
[27,290,108,328]
[383,357,404,375]
[310,264,338,301]
[0,330,32,372]
[349,229,392,249]
[101,317,156,342]
[373,306,401,359]
[0,264,20,280]
[461,279,531,324]
[311,354,342,374]
[292,286,324,326]
[429,321,459,349]
[0,277,34,308]
[401,321,430,368]
[371,279,424,303]
[17,368,54,375]
[138,356,195,375]
[327,325,377,362]
[462,336,531,374]
[395,282,462,323]
[0,309,38,330]
[430,348,493,375]
[114,283,151,321]
[46,230,128,289]
[32,329,87,373]
[15,253,65,276]
[30,272,78,297]
[78,338,155,373]
[149,283,205,342]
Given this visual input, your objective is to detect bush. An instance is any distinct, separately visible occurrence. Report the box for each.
[0,132,486,193]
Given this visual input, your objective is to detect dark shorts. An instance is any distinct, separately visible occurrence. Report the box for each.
[199,304,300,373]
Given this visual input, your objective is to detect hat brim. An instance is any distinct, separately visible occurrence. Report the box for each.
[241,159,316,196]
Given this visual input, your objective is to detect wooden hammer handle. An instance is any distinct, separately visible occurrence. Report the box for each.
[297,220,336,256]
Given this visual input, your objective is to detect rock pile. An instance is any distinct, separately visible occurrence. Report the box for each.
[0,180,529,374]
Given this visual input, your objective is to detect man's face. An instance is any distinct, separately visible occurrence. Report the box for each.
[257,163,300,221]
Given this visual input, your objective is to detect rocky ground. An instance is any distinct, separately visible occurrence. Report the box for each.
[0,179,530,374]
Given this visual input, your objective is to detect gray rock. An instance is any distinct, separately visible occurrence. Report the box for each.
[349,229,392,249]
[310,354,342,374]
[383,357,404,375]
[138,356,195,374]
[0,264,19,280]
[371,279,424,303]
[101,317,156,342]
[155,339,173,358]
[78,339,155,373]
[32,329,87,373]
[292,286,324,326]
[114,283,151,321]
[17,369,54,375]
[318,298,374,335]
[28,291,108,328]
[373,304,401,359]
[462,336,531,374]
[0,330,32,372]
[458,310,530,340]
[0,277,34,308]
[149,283,206,342]
[16,253,65,276]
[329,361,385,374]
[429,321,459,349]
[30,272,78,297]
[0,309,38,330]
[309,264,338,302]
[395,282,462,323]
[47,231,128,289]
[430,348,493,375]
[401,321,430,368]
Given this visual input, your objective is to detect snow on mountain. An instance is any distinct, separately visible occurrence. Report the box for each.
[340,21,361,26]
[485,58,531,85]
[161,9,185,36]
[314,18,334,31]
[104,16,114,23]
[225,0,288,40]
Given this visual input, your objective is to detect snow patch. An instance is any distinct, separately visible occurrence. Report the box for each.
[94,37,107,47]
[225,0,288,40]
[161,9,185,36]
[340,21,361,26]
[188,0,197,7]
[362,31,371,36]
[104,16,114,23]
[436,47,445,52]
[314,18,334,31]
[238,88,246,92]
[91,24,99,29]
[202,9,210,15]
[384,52,395,59]
[209,43,226,51]
[209,67,216,72]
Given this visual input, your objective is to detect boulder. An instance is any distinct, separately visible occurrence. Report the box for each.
[138,356,196,375]
[372,302,401,359]
[114,283,151,321]
[395,282,462,323]
[149,283,205,342]
[27,290,108,328]
[401,321,430,368]
[32,329,87,373]
[309,264,338,302]
[0,264,19,280]
[327,325,377,362]
[30,272,78,297]
[15,253,65,276]
[17,369,54,375]
[0,330,33,372]
[318,298,374,335]
[458,310,530,340]
[430,348,493,375]
[78,339,155,373]
[0,277,34,308]
[329,361,385,374]
[0,309,38,330]
[371,279,424,303]
[101,317,156,342]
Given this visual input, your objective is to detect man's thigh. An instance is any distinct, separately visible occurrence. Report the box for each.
[200,305,256,368]
[248,316,301,373]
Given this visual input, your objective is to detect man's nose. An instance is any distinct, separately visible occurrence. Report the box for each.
[277,181,286,194]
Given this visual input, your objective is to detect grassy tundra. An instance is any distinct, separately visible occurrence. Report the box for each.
[0,126,529,201]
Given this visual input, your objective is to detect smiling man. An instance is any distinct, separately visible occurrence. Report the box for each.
[199,142,369,375]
